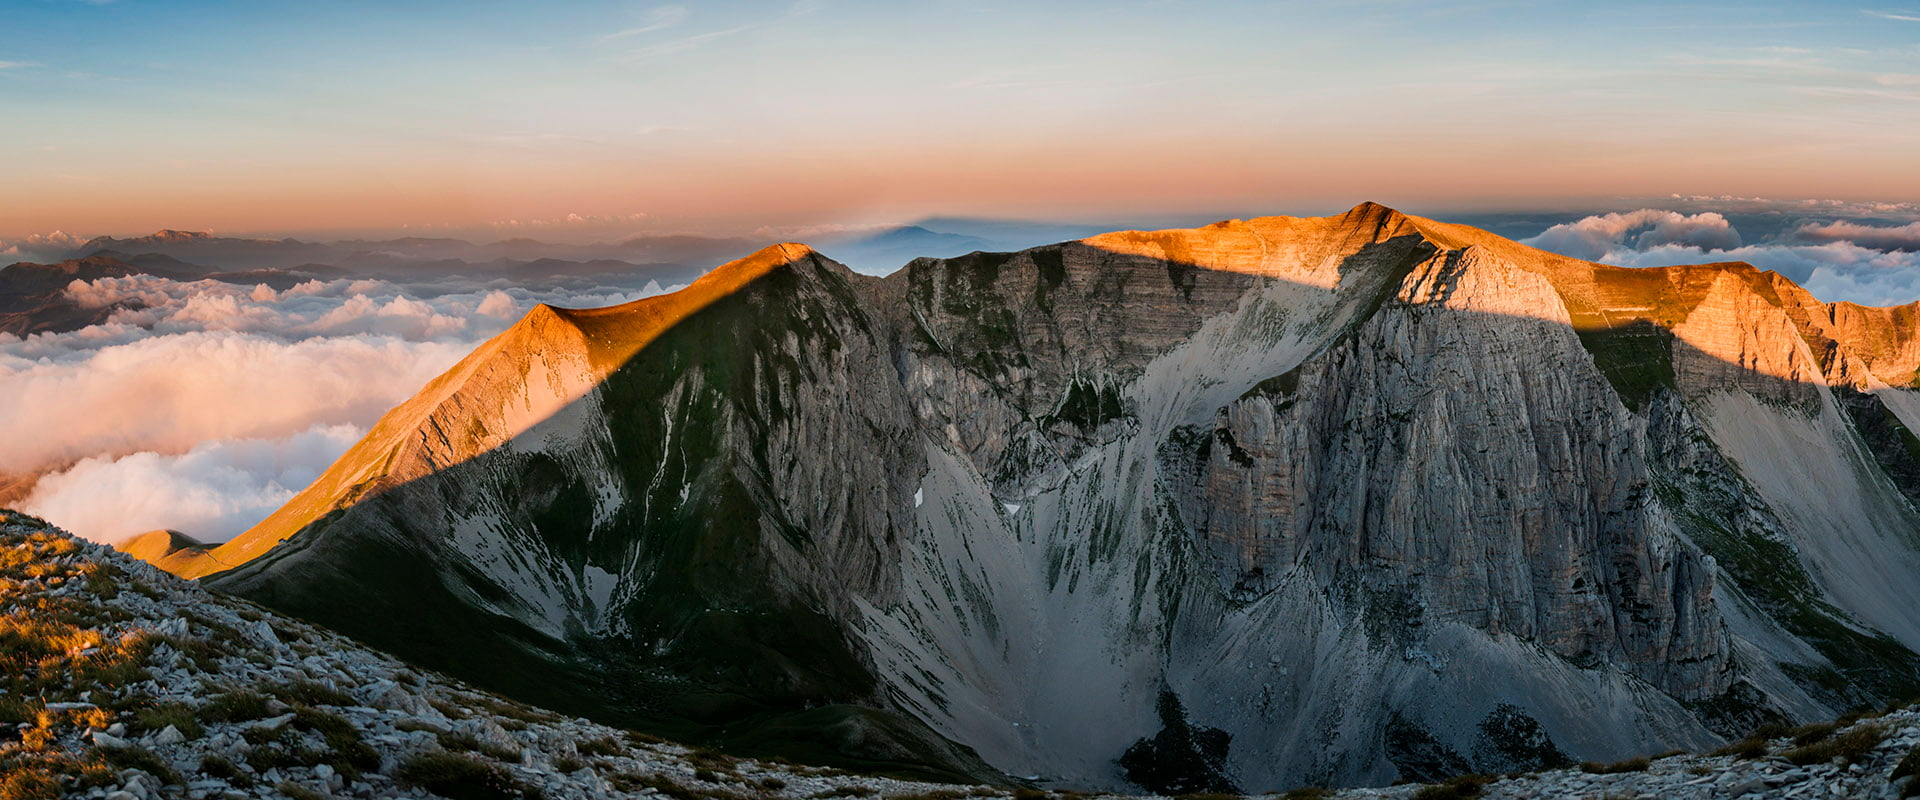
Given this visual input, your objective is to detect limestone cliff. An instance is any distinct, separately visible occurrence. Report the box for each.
[139,204,1920,791]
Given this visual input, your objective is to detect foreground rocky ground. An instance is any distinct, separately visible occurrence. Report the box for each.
[3,509,1920,800]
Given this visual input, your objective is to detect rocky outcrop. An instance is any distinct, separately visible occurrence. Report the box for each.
[135,204,1920,791]
[15,508,1920,800]
[0,511,998,800]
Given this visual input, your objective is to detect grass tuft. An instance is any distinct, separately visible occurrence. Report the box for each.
[1578,756,1650,774]
[132,701,202,740]
[812,787,878,799]
[277,782,327,800]
[1710,736,1770,760]
[1411,774,1489,800]
[1782,722,1886,766]
[269,679,353,707]
[576,735,622,757]
[199,754,254,788]
[397,749,544,800]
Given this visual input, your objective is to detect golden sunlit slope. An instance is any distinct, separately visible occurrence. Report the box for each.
[1085,202,1920,389]
[170,243,821,579]
[1362,208,1920,413]
[1390,205,1920,390]
[552,242,819,373]
[114,529,213,574]
[1080,201,1426,286]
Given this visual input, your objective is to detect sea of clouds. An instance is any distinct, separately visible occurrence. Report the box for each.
[0,272,671,544]
[1520,204,1920,306]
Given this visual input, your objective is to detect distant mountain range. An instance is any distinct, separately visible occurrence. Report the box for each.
[0,249,642,338]
[28,217,1125,276]
[0,252,350,337]
[33,231,757,278]
[126,203,1920,791]
[0,219,1137,337]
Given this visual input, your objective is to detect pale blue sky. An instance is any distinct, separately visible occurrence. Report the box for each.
[3,1,1918,236]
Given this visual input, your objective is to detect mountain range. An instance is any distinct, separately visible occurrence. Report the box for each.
[0,220,1127,339]
[126,203,1920,792]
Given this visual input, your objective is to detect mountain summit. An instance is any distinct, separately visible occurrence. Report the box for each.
[140,203,1920,790]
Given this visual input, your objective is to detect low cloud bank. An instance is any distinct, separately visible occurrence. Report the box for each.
[1522,209,1741,261]
[0,230,90,260]
[1524,209,1920,307]
[0,331,470,471]
[1794,220,1920,252]
[54,274,658,345]
[1,270,673,544]
[21,424,363,545]
[1598,242,1920,307]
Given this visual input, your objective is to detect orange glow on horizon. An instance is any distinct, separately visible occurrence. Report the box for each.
[14,129,1920,240]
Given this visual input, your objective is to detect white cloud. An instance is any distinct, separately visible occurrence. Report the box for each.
[1522,207,1920,305]
[1662,194,1920,216]
[600,5,687,41]
[1521,209,1742,261]
[0,230,90,260]
[611,24,754,63]
[1794,220,1920,251]
[1595,241,1920,307]
[1,270,678,544]
[48,273,662,344]
[476,290,520,317]
[21,423,363,545]
[0,331,470,473]
[1802,266,1920,308]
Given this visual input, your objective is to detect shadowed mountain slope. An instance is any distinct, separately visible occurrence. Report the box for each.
[142,203,1920,791]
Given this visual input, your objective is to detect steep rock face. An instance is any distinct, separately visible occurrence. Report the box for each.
[886,204,1431,498]
[149,205,1920,791]
[1669,272,1827,409]
[854,214,1443,787]
[865,236,1741,790]
[195,246,987,777]
[1163,248,1729,697]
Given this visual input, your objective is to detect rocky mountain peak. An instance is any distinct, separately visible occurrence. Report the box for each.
[149,229,213,241]
[543,241,831,370]
[78,229,212,251]
[122,208,1920,791]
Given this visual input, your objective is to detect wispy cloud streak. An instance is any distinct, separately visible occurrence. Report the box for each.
[599,5,687,42]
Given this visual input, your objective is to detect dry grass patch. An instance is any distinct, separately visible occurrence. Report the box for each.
[1411,774,1489,800]
[576,735,623,757]
[132,701,202,739]
[812,787,878,798]
[1782,722,1886,766]
[397,749,546,800]
[1578,756,1650,774]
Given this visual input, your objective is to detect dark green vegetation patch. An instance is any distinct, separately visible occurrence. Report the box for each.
[1574,320,1676,413]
